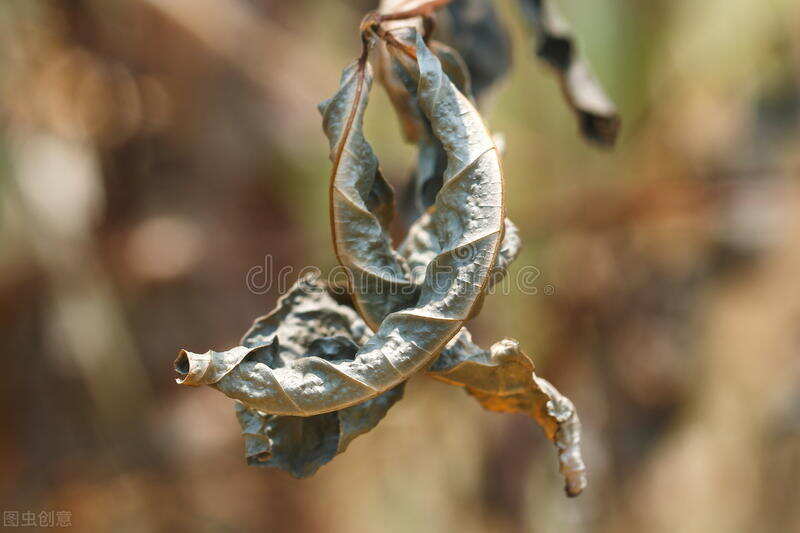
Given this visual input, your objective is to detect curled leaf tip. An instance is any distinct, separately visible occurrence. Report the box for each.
[174,349,190,376]
[174,349,208,386]
[535,376,587,496]
[429,331,587,496]
[174,346,250,387]
[181,277,407,476]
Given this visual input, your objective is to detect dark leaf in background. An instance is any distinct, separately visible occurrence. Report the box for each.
[518,0,620,146]
[437,0,513,105]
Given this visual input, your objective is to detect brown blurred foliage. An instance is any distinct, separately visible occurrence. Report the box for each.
[1,1,799,532]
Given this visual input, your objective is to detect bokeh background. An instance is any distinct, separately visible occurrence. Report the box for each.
[2,0,799,531]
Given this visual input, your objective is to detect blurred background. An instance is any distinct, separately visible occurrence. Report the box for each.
[1,0,799,531]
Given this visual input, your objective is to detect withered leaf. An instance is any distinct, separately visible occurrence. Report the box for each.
[330,26,507,324]
[174,4,589,494]
[321,59,417,330]
[413,40,473,213]
[376,42,427,143]
[430,331,587,496]
[380,30,582,491]
[375,5,479,215]
[393,199,582,494]
[518,0,620,146]
[177,33,504,417]
[235,381,404,478]
[377,19,476,214]
[177,276,404,476]
[376,36,473,213]
[391,30,504,335]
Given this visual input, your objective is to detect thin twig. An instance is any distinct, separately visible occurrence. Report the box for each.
[379,0,452,22]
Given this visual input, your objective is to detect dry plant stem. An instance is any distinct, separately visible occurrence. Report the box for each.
[378,0,453,22]
[367,22,418,61]
[327,34,371,318]
[363,0,449,56]
[380,31,418,60]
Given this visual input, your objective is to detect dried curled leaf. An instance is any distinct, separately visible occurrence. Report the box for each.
[377,2,489,216]
[518,0,620,146]
[414,40,474,213]
[430,331,587,496]
[176,33,504,417]
[383,25,493,218]
[375,0,432,144]
[235,380,404,478]
[376,34,474,215]
[177,276,404,476]
[396,200,581,495]
[321,59,417,329]
[328,27,506,326]
[174,3,589,494]
[376,43,427,143]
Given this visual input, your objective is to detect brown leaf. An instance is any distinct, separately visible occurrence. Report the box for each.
[430,331,587,496]
[321,58,417,330]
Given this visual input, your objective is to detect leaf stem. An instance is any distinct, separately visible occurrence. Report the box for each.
[379,0,453,22]
[377,28,417,60]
